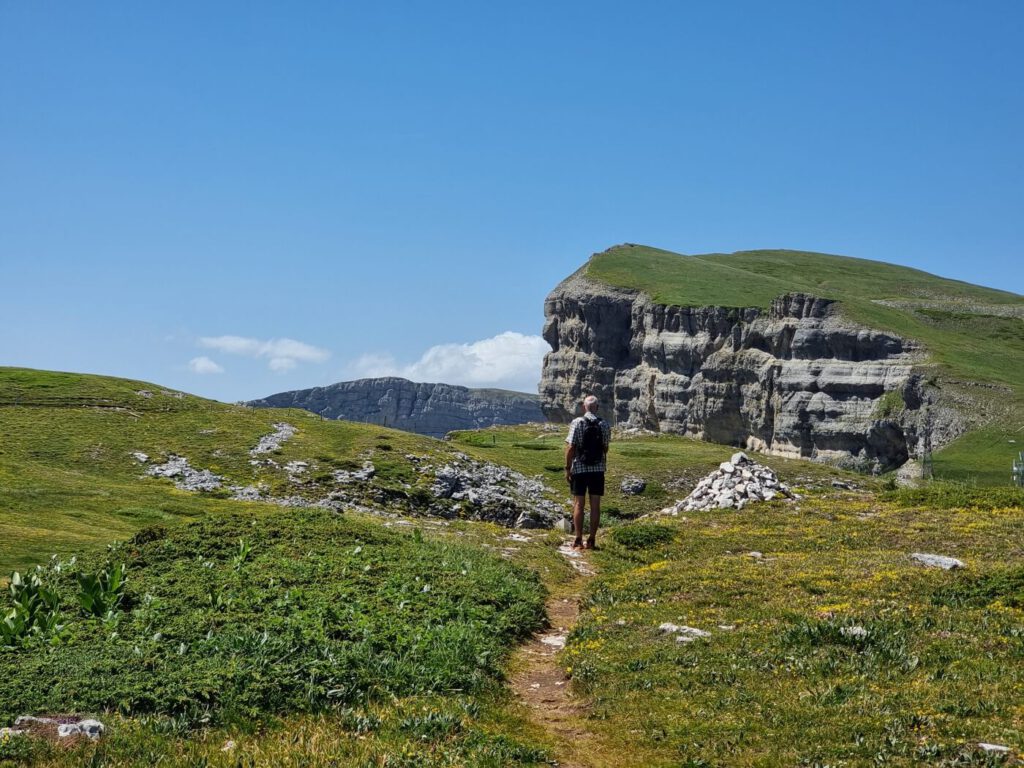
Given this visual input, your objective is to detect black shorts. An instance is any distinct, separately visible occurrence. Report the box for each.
[570,472,605,497]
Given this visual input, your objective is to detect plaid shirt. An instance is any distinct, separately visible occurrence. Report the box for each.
[566,414,611,474]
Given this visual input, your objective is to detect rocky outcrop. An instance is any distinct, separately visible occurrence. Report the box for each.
[248,378,544,439]
[541,262,963,472]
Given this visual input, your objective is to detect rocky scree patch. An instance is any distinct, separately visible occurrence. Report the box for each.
[136,427,565,528]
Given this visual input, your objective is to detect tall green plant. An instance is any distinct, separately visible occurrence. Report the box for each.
[1,570,63,647]
[77,562,127,617]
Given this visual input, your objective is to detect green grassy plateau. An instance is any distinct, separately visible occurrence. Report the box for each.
[586,245,1024,486]
[1,368,1023,766]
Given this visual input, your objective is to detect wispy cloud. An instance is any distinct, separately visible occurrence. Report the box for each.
[348,332,548,393]
[188,356,225,374]
[198,335,330,373]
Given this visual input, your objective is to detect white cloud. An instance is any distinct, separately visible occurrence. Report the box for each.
[188,356,225,375]
[268,357,297,372]
[198,335,330,373]
[348,332,549,393]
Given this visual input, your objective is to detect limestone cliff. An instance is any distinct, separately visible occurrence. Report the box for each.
[541,268,963,471]
[249,377,544,439]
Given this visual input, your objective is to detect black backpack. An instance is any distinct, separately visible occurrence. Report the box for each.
[579,417,605,465]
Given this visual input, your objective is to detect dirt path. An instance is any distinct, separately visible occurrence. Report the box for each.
[510,543,600,768]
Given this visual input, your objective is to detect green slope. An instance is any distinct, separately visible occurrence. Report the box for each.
[586,245,1024,485]
[2,366,1023,766]
[0,367,473,573]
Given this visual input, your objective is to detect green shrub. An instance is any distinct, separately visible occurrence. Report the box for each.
[933,567,1024,609]
[874,390,905,419]
[0,509,545,727]
[76,562,127,617]
[0,570,63,647]
[611,524,676,550]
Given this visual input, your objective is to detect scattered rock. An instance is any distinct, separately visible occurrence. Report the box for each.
[58,720,104,739]
[428,454,564,528]
[159,389,184,399]
[540,634,566,649]
[840,625,869,640]
[978,743,1011,754]
[229,485,264,502]
[10,715,104,741]
[658,622,711,640]
[620,475,647,495]
[135,390,153,399]
[250,423,297,456]
[911,553,964,570]
[665,453,796,513]
[334,462,376,484]
[130,451,149,463]
[745,551,764,559]
[146,456,223,492]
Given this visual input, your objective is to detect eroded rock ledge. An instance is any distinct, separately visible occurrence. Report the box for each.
[540,268,963,472]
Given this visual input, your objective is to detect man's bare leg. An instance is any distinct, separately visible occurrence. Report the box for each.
[572,494,586,548]
[586,495,601,548]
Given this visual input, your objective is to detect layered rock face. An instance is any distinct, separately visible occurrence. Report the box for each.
[541,272,958,471]
[249,377,544,439]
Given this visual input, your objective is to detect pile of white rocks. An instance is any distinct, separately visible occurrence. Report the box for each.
[665,452,796,513]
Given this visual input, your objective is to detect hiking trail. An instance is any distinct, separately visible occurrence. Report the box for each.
[510,542,601,768]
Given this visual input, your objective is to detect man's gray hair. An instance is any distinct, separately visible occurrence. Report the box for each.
[583,395,599,411]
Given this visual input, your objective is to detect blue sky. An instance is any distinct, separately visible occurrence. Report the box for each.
[2,1,1022,400]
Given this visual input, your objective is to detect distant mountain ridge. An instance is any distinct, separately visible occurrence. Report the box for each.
[248,377,545,438]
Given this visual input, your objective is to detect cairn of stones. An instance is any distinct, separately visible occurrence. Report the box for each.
[665,452,795,513]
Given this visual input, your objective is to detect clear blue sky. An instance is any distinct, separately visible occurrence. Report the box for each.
[3,1,1022,400]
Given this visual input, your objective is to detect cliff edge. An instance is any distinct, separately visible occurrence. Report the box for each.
[540,246,1001,472]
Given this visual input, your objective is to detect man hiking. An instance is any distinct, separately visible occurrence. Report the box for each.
[564,395,612,549]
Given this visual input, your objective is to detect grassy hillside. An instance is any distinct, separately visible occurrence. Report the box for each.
[0,368,578,765]
[1,367,1023,765]
[0,367,474,573]
[585,245,1024,486]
